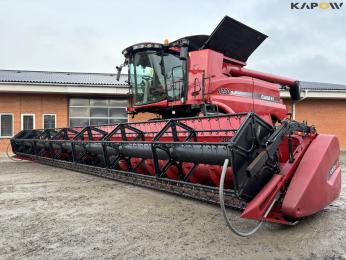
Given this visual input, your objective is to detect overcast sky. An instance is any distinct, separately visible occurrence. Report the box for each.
[0,0,345,84]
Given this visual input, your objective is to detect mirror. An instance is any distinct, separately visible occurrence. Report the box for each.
[116,65,122,81]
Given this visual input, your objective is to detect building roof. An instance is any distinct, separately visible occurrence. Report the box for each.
[299,81,346,91]
[1,70,345,91]
[1,69,345,98]
[0,70,128,87]
[280,81,346,99]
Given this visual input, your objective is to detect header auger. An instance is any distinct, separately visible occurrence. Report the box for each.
[11,16,341,236]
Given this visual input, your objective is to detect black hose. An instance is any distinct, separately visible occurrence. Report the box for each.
[6,142,23,162]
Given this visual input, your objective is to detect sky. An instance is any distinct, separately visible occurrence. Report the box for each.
[0,0,345,84]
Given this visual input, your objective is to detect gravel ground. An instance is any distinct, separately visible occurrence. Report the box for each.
[0,154,345,260]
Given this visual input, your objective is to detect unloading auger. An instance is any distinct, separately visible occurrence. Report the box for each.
[11,16,341,236]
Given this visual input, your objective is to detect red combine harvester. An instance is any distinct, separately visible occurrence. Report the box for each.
[11,16,341,236]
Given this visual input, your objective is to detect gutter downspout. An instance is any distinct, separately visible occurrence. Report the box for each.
[292,89,309,120]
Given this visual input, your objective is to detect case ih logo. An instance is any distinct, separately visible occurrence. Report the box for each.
[291,2,343,9]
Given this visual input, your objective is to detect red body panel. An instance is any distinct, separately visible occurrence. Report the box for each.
[225,65,297,86]
[208,76,287,120]
[187,49,287,120]
[240,134,315,221]
[282,135,341,218]
[133,49,289,122]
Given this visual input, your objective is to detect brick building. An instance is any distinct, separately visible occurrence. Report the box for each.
[281,81,346,149]
[0,70,130,154]
[1,70,346,154]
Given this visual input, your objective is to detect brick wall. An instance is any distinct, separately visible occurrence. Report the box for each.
[2,94,344,155]
[0,93,68,154]
[130,100,346,149]
[284,98,346,148]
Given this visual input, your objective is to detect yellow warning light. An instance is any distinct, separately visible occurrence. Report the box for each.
[163,38,169,45]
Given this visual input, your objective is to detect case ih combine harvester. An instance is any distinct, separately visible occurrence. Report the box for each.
[11,16,341,236]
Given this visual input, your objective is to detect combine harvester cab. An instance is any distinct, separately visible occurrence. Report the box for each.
[10,16,342,236]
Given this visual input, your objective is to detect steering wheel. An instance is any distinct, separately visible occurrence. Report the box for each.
[142,75,153,82]
[139,75,153,89]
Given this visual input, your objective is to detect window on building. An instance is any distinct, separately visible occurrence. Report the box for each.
[21,114,35,130]
[0,114,14,137]
[69,98,128,127]
[43,114,56,129]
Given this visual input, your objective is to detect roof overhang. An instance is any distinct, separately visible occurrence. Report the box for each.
[0,83,129,96]
[281,89,346,99]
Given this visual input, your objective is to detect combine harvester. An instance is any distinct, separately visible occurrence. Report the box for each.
[11,16,341,236]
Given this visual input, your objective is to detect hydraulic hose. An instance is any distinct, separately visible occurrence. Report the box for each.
[219,159,278,237]
[6,142,23,162]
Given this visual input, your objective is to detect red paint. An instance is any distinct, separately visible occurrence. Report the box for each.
[225,65,297,86]
[241,174,283,219]
[181,163,233,188]
[282,135,341,218]
[241,134,316,221]
[132,49,289,121]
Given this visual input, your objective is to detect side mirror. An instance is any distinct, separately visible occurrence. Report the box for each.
[116,65,122,81]
[179,46,188,60]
